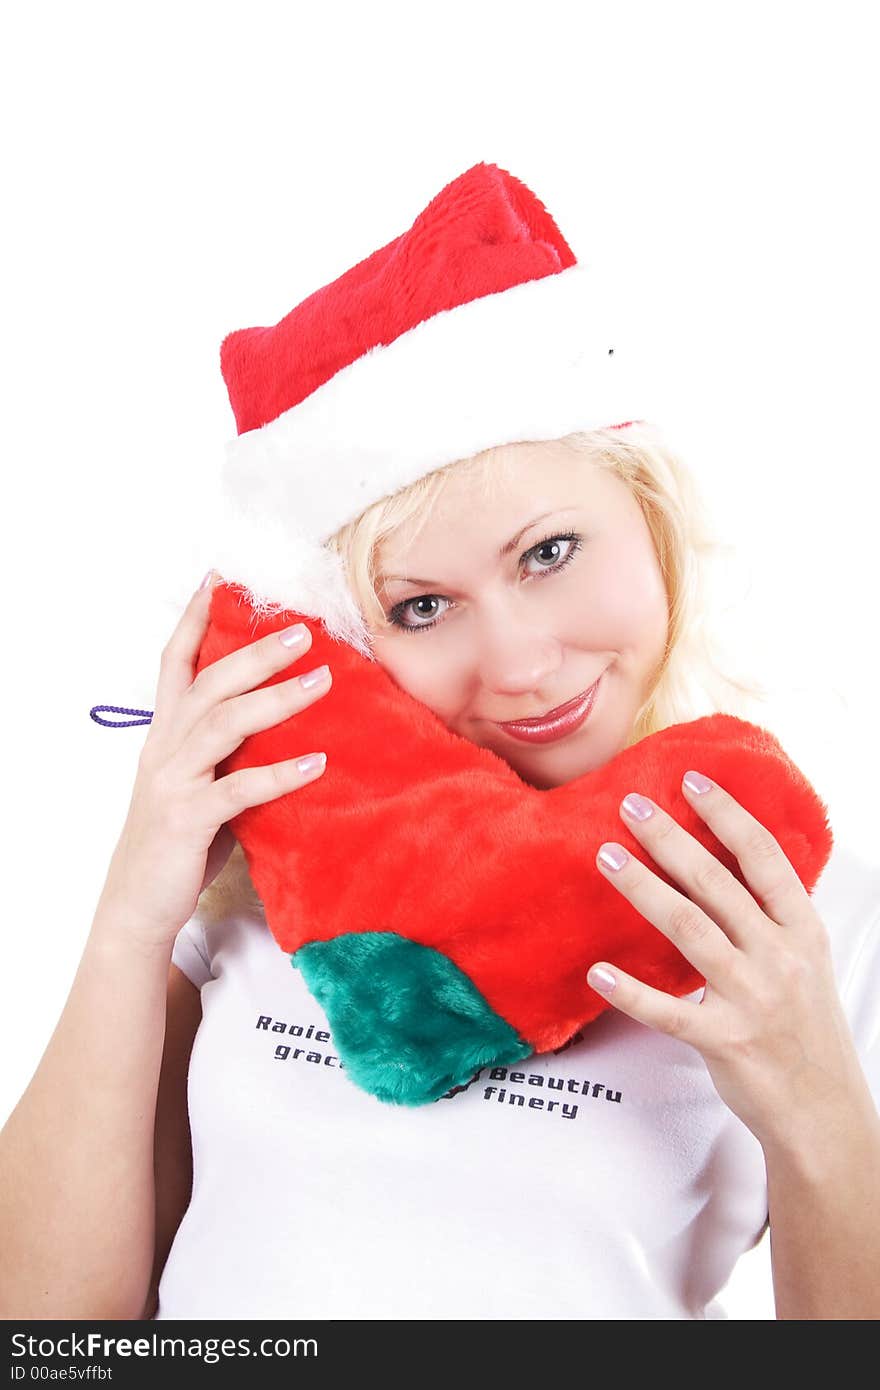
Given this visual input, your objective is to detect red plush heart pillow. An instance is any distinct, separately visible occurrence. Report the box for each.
[196,581,833,1106]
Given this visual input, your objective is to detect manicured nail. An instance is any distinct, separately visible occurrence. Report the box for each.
[588,965,617,993]
[199,569,216,590]
[683,770,713,795]
[299,664,330,690]
[598,843,629,871]
[296,752,327,777]
[279,623,309,647]
[621,792,654,821]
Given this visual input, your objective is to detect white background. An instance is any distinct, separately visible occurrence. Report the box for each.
[1,0,878,1320]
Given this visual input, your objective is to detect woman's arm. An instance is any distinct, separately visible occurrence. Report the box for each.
[0,890,174,1320]
[762,1081,880,1320]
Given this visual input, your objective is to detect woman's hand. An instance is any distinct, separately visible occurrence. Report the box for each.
[100,571,334,952]
[586,771,868,1151]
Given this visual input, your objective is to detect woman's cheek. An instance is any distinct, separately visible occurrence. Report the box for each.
[575,535,668,652]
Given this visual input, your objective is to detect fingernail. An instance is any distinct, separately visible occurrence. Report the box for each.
[199,569,216,591]
[588,965,617,993]
[279,623,309,647]
[683,771,713,794]
[299,664,330,690]
[621,792,654,821]
[598,843,629,871]
[296,752,327,776]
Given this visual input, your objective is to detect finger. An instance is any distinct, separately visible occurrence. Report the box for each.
[586,959,711,1047]
[596,839,741,989]
[617,789,765,950]
[186,610,316,718]
[679,771,814,930]
[177,662,333,781]
[153,571,224,722]
[208,750,328,824]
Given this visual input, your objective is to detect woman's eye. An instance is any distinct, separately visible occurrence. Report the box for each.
[386,532,583,635]
[525,534,577,573]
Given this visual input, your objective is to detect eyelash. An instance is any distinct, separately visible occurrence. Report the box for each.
[386,531,584,635]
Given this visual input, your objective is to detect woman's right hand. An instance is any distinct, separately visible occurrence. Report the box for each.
[99,571,332,951]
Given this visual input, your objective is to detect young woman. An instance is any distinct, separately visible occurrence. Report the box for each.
[2,164,877,1321]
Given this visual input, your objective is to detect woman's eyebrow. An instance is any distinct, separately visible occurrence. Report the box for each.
[380,508,578,588]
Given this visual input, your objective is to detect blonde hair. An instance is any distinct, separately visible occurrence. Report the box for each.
[198,422,768,924]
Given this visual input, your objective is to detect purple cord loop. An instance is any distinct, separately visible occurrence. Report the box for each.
[90,703,154,728]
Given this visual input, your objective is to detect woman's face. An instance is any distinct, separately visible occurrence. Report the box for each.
[369,440,670,790]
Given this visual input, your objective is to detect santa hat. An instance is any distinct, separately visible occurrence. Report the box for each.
[209,161,650,658]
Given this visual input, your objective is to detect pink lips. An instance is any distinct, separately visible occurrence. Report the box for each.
[494,675,603,744]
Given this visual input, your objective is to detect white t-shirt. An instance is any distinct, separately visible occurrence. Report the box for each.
[156,839,879,1321]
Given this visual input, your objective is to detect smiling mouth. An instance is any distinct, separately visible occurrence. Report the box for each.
[496,678,602,728]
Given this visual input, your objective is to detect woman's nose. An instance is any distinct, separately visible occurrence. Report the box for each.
[473,610,562,695]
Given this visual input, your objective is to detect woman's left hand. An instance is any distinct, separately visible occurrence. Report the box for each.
[586,771,866,1151]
